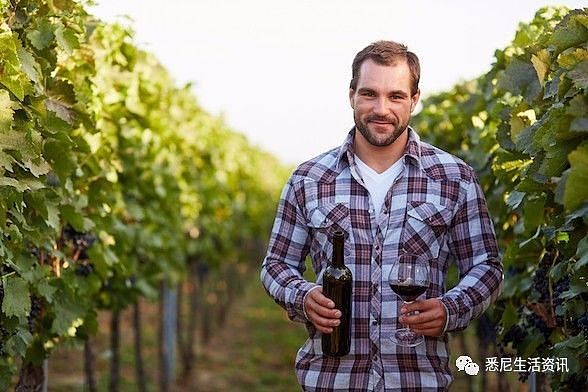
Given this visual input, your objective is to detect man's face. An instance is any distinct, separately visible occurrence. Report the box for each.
[349,59,419,147]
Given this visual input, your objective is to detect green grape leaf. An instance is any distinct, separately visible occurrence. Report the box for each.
[557,47,588,69]
[54,24,80,54]
[1,275,30,319]
[500,302,519,329]
[497,119,517,152]
[18,178,45,191]
[563,142,588,211]
[523,197,545,233]
[567,60,588,89]
[135,278,158,300]
[566,95,588,116]
[5,328,32,358]
[61,204,93,232]
[51,292,85,335]
[576,235,588,268]
[549,12,588,54]
[0,89,14,132]
[0,176,44,192]
[16,46,42,87]
[570,117,588,132]
[14,256,43,283]
[23,157,51,177]
[45,98,75,125]
[45,202,60,231]
[0,129,34,156]
[26,20,55,50]
[36,280,56,304]
[497,58,541,104]
[43,138,76,179]
[506,190,525,209]
[0,150,15,172]
[531,49,550,86]
[0,31,28,100]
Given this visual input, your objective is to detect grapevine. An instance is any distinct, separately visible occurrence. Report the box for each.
[413,6,588,389]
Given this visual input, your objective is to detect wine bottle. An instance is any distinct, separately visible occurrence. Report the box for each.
[321,229,352,356]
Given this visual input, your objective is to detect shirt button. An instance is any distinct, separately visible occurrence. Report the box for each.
[372,319,379,326]
[375,245,380,251]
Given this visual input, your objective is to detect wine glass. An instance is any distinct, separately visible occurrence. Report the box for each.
[388,253,430,347]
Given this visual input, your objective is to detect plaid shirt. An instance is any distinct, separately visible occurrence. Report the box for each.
[261,128,503,391]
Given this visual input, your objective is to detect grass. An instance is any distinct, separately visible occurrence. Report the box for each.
[47,276,308,391]
[191,280,308,392]
[46,272,526,391]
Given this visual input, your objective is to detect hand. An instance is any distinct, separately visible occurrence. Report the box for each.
[399,298,447,337]
[303,287,341,334]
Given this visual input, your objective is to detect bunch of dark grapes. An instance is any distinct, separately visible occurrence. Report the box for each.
[578,315,588,336]
[63,225,97,276]
[63,225,97,259]
[502,324,526,346]
[532,258,550,302]
[75,263,94,277]
[528,313,552,339]
[0,283,8,355]
[553,276,570,327]
[557,372,588,392]
[27,296,42,332]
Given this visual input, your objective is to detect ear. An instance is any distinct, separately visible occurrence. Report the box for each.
[349,88,355,109]
[410,89,421,112]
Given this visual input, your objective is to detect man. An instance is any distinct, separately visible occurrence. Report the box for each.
[260,40,503,391]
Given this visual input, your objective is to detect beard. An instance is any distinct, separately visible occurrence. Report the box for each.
[354,112,409,147]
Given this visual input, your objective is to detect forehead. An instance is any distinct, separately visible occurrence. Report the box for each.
[356,59,412,93]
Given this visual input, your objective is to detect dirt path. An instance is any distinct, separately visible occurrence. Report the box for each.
[187,280,307,392]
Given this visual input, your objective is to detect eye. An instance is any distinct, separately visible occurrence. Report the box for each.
[359,90,375,97]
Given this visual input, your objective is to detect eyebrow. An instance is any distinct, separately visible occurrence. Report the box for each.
[357,87,409,97]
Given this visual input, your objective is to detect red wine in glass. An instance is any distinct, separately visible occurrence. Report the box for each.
[388,254,430,347]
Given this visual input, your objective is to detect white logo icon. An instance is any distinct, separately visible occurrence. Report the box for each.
[456,355,480,376]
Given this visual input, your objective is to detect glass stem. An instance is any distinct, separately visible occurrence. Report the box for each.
[404,300,414,332]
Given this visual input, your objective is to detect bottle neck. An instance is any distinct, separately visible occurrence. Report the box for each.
[331,232,345,268]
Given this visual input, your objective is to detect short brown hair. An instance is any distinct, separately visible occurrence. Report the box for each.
[350,40,420,96]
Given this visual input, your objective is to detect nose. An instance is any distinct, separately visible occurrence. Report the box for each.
[372,97,389,115]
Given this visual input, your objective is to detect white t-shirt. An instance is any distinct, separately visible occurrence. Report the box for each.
[354,155,404,218]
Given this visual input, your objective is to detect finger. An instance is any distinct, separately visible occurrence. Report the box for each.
[402,318,443,330]
[307,295,341,319]
[401,299,436,314]
[309,287,335,309]
[399,310,440,325]
[307,301,341,320]
[411,327,443,337]
[307,309,340,331]
[315,325,334,334]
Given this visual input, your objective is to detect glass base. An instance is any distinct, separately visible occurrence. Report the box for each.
[391,328,424,347]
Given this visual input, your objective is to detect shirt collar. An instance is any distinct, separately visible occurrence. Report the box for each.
[336,127,423,171]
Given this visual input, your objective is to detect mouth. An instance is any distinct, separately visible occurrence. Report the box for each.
[366,116,396,128]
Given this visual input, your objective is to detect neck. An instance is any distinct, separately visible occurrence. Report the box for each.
[353,129,408,173]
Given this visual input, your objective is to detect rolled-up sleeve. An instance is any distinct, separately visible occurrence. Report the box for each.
[441,174,503,332]
[260,178,317,323]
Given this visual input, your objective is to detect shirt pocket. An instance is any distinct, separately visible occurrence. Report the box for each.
[307,202,352,282]
[401,201,452,260]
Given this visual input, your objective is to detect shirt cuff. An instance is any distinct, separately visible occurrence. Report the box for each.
[302,285,322,320]
[439,298,450,334]
[440,295,469,332]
